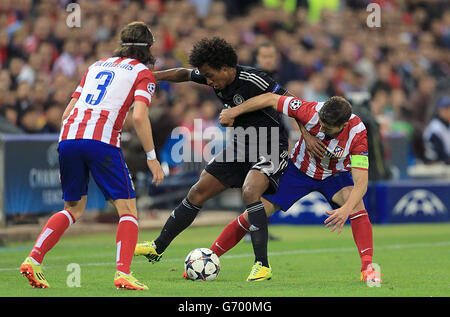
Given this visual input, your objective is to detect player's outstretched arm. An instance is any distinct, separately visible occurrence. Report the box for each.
[153,68,192,82]
[133,101,165,186]
[220,92,326,158]
[219,93,279,126]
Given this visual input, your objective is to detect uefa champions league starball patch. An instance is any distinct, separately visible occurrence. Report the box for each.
[147,83,155,95]
[289,99,302,110]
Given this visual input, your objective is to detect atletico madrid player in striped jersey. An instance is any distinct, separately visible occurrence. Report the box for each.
[215,93,382,283]
[20,22,164,290]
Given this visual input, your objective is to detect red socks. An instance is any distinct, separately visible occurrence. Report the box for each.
[210,213,249,257]
[116,214,139,274]
[349,210,373,271]
[29,211,139,275]
[209,209,373,273]
[32,208,371,275]
[29,210,75,264]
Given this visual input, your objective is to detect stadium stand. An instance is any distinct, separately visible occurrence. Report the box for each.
[0,0,448,226]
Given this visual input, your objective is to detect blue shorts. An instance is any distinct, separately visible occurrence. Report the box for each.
[262,160,354,211]
[58,139,136,202]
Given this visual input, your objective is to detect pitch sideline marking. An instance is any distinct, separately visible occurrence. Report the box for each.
[1,240,449,272]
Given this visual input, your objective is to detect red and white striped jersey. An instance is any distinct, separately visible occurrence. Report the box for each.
[277,96,368,180]
[59,57,156,147]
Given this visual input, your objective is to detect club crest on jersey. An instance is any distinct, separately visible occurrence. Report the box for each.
[289,99,302,110]
[332,145,344,158]
[233,94,244,105]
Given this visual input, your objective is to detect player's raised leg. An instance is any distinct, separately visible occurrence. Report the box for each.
[135,170,228,262]
[20,197,86,288]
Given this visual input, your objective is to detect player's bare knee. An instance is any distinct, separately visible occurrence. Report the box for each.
[113,199,138,217]
[352,200,366,213]
[186,182,207,206]
[64,199,86,221]
[64,208,84,221]
[340,186,353,200]
[332,186,353,206]
[241,185,262,206]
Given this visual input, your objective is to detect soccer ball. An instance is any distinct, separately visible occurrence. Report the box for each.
[184,248,220,281]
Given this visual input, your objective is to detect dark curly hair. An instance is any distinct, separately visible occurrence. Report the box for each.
[189,37,238,70]
[319,96,353,127]
[113,21,155,65]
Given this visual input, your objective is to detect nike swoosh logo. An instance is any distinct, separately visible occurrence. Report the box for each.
[360,248,372,254]
[215,242,226,251]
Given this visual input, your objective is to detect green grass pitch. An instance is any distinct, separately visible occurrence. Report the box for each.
[1,223,449,297]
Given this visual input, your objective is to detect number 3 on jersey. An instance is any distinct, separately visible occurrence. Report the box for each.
[85,71,115,106]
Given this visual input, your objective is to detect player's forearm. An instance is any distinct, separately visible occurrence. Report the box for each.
[232,93,280,117]
[297,120,309,138]
[62,98,78,122]
[343,169,368,212]
[132,102,156,153]
[153,68,191,82]
[134,116,155,153]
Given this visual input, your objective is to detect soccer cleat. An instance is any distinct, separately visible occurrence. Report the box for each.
[134,240,163,263]
[183,270,189,280]
[20,257,50,288]
[114,271,148,290]
[361,265,383,284]
[246,261,272,282]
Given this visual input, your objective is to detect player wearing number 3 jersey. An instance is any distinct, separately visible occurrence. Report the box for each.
[60,54,154,147]
[20,22,164,290]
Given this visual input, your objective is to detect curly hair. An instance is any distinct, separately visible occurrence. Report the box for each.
[113,21,155,65]
[189,37,238,70]
[319,96,353,127]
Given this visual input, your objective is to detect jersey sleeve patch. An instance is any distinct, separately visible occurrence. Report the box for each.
[147,83,155,96]
[134,69,156,107]
[190,69,207,85]
[289,98,302,111]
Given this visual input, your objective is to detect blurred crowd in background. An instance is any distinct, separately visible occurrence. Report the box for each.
[0,0,449,180]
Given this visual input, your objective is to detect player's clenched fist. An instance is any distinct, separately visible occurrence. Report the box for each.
[219,108,235,127]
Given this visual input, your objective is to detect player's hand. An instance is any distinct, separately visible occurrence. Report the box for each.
[219,109,235,127]
[303,132,327,159]
[147,159,165,186]
[324,207,351,235]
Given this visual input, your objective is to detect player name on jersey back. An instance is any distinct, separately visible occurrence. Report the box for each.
[60,57,155,147]
[92,59,135,71]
